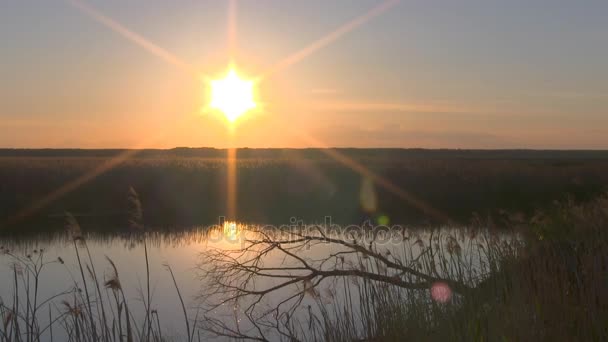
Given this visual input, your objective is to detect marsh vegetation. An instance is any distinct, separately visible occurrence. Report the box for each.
[1,195,606,341]
[0,149,607,341]
[1,148,608,229]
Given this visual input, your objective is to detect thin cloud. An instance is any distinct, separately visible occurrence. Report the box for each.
[308,101,479,114]
[310,88,342,95]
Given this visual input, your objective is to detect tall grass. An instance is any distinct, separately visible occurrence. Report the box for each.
[0,190,196,342]
[297,195,608,341]
[2,194,607,341]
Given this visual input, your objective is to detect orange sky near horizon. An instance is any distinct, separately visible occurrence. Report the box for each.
[1,0,607,149]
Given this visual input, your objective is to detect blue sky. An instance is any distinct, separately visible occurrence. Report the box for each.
[1,0,607,148]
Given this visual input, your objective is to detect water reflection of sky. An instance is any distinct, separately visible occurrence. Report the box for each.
[1,228,217,341]
[0,224,518,341]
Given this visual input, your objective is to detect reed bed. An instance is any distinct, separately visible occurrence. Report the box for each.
[1,194,607,341]
[294,196,608,341]
[0,189,197,342]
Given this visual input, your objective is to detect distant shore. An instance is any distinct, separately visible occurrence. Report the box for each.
[1,147,608,159]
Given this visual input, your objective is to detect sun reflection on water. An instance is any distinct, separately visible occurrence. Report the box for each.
[223,221,241,241]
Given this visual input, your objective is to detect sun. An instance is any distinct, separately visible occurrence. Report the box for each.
[210,69,256,122]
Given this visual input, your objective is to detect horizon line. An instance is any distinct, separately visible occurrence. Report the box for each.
[1,147,608,152]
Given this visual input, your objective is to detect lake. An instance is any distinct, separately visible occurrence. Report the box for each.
[0,221,519,341]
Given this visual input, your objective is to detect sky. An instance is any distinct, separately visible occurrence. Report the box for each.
[1,0,607,149]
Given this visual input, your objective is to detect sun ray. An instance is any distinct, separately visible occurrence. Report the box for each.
[28,0,428,230]
[227,0,238,56]
[259,0,400,80]
[65,0,195,74]
[1,116,195,228]
[2,149,139,227]
[2,1,201,228]
[225,1,239,221]
[287,127,451,223]
[226,147,237,220]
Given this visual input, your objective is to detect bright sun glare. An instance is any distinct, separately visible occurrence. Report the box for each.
[210,69,256,122]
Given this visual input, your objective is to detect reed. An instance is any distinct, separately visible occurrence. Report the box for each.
[196,195,608,341]
[2,194,607,341]
[0,193,196,342]
[292,195,608,341]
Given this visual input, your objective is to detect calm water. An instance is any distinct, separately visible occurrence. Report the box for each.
[0,223,517,341]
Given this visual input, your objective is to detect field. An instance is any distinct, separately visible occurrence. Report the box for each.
[1,148,608,232]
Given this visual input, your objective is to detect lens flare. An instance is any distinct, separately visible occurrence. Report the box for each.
[431,282,452,303]
[360,178,377,213]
